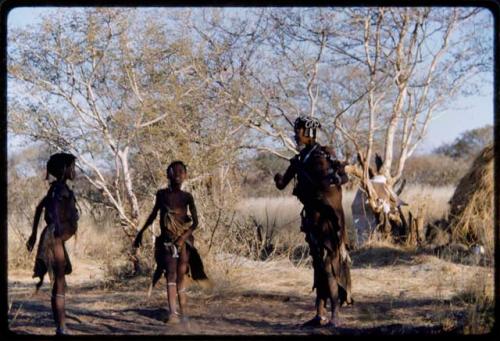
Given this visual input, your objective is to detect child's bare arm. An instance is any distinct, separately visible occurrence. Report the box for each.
[175,193,198,246]
[26,197,46,252]
[187,193,198,230]
[133,192,160,248]
[138,204,160,234]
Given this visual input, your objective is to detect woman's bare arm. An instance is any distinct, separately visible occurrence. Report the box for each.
[275,158,297,190]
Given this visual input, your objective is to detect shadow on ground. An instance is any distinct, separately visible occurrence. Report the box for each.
[350,246,416,268]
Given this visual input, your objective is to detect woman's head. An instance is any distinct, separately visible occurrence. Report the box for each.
[46,153,76,181]
[294,116,321,146]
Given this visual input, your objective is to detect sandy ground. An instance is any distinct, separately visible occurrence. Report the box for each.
[7,247,494,335]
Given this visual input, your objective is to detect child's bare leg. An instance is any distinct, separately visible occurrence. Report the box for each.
[164,253,179,322]
[51,238,66,334]
[177,245,190,316]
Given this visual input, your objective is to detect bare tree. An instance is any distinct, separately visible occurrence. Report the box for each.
[196,7,491,212]
[330,8,492,228]
[8,8,253,244]
[186,7,492,243]
[8,7,492,246]
[10,9,138,235]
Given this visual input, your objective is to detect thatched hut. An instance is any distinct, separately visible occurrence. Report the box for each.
[447,143,494,254]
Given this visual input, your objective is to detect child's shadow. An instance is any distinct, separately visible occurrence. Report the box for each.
[123,307,169,323]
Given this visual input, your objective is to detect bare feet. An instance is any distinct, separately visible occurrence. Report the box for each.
[301,315,329,328]
[166,311,181,324]
[55,326,66,335]
[327,313,342,328]
[325,319,337,329]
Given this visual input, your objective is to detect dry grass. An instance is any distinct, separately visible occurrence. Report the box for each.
[7,205,128,283]
[401,184,455,222]
[8,179,494,334]
[233,184,455,256]
[7,181,457,276]
[230,190,494,333]
[198,239,494,333]
[235,196,303,230]
[349,239,416,267]
[233,196,304,259]
[455,269,495,334]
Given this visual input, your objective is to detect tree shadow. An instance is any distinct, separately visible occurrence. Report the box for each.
[121,307,168,323]
[7,280,40,291]
[331,323,458,335]
[350,246,416,268]
[240,291,305,302]
[218,316,296,332]
[8,272,470,335]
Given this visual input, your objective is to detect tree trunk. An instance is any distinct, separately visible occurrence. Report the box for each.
[118,147,140,222]
[405,211,424,247]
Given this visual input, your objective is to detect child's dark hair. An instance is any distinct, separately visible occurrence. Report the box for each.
[46,153,76,180]
[166,160,187,178]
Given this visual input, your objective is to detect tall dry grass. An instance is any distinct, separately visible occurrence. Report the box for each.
[234,196,303,257]
[456,269,495,334]
[8,180,494,333]
[401,184,455,222]
[7,201,130,283]
[6,183,459,280]
[232,184,456,261]
[6,183,485,265]
[8,217,33,273]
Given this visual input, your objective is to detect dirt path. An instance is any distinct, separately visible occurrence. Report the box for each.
[7,248,493,335]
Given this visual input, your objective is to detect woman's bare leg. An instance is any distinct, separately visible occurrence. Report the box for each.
[303,249,329,327]
[51,238,67,334]
[177,245,190,317]
[325,255,339,326]
[316,278,329,318]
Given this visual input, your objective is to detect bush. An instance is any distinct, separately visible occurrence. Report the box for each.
[402,154,468,186]
[240,153,293,197]
[434,125,493,160]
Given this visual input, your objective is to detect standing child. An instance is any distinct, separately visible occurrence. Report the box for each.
[133,161,207,323]
[26,153,79,335]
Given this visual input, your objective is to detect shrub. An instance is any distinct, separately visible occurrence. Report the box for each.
[402,154,468,186]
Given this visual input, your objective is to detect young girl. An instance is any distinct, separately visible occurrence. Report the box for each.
[134,160,207,323]
[26,152,79,335]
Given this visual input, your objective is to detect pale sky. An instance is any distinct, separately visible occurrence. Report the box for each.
[7,7,495,154]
